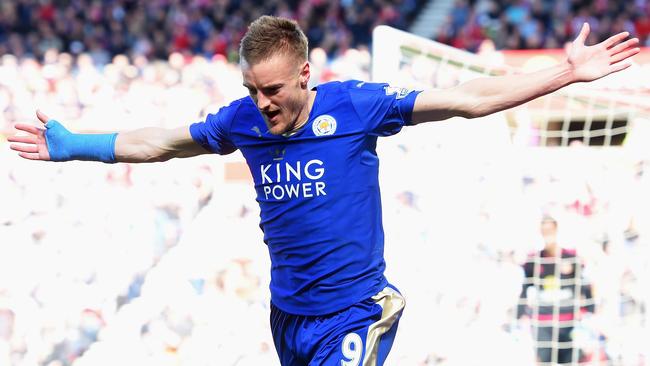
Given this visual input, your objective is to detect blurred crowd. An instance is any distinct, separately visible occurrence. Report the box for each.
[0,44,371,137]
[0,0,422,63]
[0,47,649,365]
[3,0,647,67]
[377,117,650,365]
[0,40,374,365]
[0,1,649,365]
[437,0,650,52]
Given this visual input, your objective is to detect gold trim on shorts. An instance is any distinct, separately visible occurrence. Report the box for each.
[363,286,406,366]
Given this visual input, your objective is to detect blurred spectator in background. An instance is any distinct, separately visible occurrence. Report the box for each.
[0,0,424,63]
[517,216,595,365]
[438,0,649,52]
[1,0,645,61]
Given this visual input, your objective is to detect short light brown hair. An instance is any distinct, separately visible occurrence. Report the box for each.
[239,16,308,66]
[541,215,557,228]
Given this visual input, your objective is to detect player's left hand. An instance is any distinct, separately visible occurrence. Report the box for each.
[567,22,640,82]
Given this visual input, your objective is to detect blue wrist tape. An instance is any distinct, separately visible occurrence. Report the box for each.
[45,120,118,163]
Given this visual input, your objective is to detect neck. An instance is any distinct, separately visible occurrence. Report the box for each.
[284,89,316,136]
[545,244,559,256]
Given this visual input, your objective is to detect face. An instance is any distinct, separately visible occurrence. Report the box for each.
[242,53,311,135]
[540,220,557,245]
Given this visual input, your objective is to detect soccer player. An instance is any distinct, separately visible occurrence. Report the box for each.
[517,216,595,364]
[8,16,639,366]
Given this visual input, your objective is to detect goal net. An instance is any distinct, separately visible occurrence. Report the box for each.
[373,26,650,366]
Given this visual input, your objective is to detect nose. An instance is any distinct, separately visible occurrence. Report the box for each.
[257,92,270,110]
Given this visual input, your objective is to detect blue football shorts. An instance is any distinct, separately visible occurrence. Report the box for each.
[270,285,405,366]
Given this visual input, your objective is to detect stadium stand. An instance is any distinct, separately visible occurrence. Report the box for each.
[435,0,650,52]
[0,0,425,62]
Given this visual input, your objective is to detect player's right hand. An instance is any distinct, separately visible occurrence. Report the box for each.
[8,109,52,161]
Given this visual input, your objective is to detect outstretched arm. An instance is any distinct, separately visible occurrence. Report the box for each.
[114,125,208,163]
[410,23,640,124]
[8,110,209,163]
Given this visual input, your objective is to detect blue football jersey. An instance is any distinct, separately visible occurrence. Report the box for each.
[190,80,420,315]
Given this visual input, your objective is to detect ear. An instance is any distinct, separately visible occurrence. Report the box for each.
[299,61,310,89]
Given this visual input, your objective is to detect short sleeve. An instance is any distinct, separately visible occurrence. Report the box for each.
[189,104,238,155]
[348,82,421,137]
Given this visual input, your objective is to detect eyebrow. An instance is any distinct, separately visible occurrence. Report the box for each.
[242,83,283,90]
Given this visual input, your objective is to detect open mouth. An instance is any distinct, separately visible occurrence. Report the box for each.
[265,110,280,122]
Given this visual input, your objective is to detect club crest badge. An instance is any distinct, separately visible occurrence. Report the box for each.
[312,115,337,136]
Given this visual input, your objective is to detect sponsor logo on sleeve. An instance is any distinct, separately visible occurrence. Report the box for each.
[384,85,413,100]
